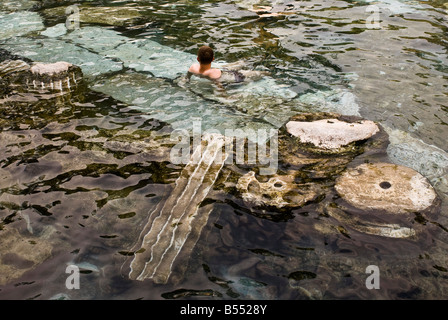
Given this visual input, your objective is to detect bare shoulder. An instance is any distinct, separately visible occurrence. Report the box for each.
[188,64,200,73]
[205,68,222,80]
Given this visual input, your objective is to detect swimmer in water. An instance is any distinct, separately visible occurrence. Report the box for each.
[187,45,222,80]
[186,45,250,85]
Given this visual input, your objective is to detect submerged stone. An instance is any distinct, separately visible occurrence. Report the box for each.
[128,133,231,284]
[61,26,128,52]
[0,0,38,12]
[0,37,123,78]
[58,26,297,123]
[40,23,67,38]
[0,11,44,40]
[0,226,55,285]
[385,127,448,205]
[30,61,72,76]
[234,112,389,213]
[298,89,361,117]
[90,71,277,135]
[325,205,417,239]
[102,40,194,79]
[61,27,193,79]
[0,59,30,77]
[0,59,84,102]
[42,5,146,27]
[5,23,299,128]
[280,112,383,156]
[236,170,320,208]
[335,162,439,214]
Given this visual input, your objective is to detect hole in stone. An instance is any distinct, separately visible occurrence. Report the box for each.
[248,181,260,192]
[274,182,283,188]
[262,194,273,200]
[379,181,392,189]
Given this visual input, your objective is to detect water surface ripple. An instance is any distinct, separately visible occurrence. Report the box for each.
[0,0,447,300]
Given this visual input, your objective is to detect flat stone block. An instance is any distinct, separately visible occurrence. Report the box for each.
[335,162,439,214]
[286,118,379,150]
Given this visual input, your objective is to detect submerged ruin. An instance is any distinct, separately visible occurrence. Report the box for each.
[0,57,442,286]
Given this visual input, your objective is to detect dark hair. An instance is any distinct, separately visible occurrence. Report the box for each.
[197,46,214,64]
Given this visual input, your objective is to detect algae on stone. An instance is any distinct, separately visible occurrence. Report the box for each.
[0,226,55,285]
[42,5,146,27]
[236,170,321,208]
[0,0,38,12]
[0,11,45,40]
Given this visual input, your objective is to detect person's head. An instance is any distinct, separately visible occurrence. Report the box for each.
[197,46,214,65]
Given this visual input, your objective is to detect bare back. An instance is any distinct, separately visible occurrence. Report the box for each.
[188,63,222,80]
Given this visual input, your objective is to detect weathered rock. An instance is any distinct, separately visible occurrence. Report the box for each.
[0,59,30,77]
[232,112,389,213]
[0,226,55,285]
[325,204,418,238]
[236,171,320,208]
[335,162,439,215]
[285,118,379,150]
[0,59,84,100]
[278,112,389,180]
[30,61,72,76]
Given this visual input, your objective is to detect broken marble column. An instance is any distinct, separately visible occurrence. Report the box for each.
[0,59,84,101]
[285,117,379,152]
[335,162,439,214]
[279,112,386,176]
[232,112,387,212]
[236,170,321,209]
[0,59,30,77]
[28,61,82,92]
[128,133,231,284]
[331,162,440,238]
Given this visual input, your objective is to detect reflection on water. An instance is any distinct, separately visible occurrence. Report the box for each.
[0,0,447,299]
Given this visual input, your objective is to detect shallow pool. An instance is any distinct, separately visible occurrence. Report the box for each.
[0,0,447,300]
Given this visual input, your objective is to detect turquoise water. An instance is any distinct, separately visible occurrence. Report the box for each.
[0,0,447,299]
